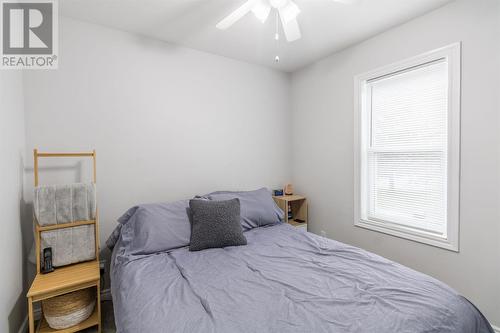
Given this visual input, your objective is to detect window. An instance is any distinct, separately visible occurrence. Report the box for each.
[354,44,461,251]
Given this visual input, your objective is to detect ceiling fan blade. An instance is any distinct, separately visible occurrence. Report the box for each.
[279,15,301,42]
[279,0,300,23]
[216,0,256,30]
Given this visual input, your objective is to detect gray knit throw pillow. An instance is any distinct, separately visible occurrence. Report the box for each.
[189,198,247,251]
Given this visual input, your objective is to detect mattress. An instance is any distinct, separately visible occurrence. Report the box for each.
[110,223,493,333]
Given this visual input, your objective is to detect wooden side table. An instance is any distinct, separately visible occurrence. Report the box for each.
[27,150,101,333]
[27,260,101,333]
[273,195,308,231]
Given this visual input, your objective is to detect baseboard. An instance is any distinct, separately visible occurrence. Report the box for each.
[17,316,27,333]
[18,307,42,333]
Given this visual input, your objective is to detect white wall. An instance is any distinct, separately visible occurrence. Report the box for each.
[23,17,292,248]
[0,72,26,332]
[291,0,500,327]
[19,1,500,328]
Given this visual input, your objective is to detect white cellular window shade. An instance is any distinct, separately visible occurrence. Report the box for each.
[354,44,461,251]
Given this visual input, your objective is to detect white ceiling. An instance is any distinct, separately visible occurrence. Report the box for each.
[60,0,454,72]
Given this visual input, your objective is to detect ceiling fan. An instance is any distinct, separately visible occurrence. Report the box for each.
[216,0,356,42]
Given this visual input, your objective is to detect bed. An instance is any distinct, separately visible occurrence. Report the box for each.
[108,191,493,333]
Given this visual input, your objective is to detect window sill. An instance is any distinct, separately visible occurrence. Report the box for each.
[355,218,458,252]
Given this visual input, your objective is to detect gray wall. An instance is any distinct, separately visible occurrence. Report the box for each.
[0,71,26,332]
[291,0,500,327]
[23,17,292,247]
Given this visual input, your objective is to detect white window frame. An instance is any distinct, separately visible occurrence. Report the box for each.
[353,43,461,252]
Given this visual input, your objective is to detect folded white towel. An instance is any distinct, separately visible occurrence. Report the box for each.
[34,183,97,267]
[34,183,96,225]
[41,225,96,267]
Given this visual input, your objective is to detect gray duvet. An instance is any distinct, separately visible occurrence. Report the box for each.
[110,223,492,333]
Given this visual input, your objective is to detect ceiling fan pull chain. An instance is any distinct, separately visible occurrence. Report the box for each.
[275,10,280,41]
[275,10,280,63]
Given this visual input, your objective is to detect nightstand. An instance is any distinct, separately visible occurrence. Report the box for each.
[27,261,101,333]
[273,195,308,231]
[27,150,101,333]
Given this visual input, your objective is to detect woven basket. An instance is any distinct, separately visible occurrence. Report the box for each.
[42,288,96,329]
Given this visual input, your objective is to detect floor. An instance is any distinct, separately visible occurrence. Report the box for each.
[84,301,115,333]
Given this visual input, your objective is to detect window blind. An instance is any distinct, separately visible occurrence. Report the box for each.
[365,60,448,236]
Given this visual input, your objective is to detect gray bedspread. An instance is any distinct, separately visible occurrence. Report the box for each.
[110,223,492,333]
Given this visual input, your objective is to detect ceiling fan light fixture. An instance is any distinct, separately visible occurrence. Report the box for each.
[280,1,301,23]
[251,0,271,23]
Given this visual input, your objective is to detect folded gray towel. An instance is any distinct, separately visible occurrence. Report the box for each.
[41,225,96,267]
[34,183,96,225]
